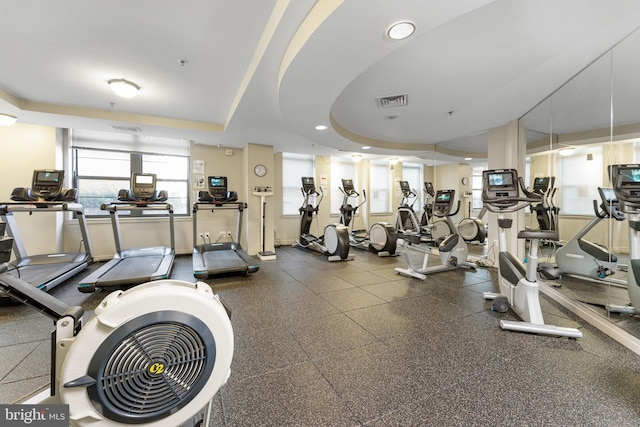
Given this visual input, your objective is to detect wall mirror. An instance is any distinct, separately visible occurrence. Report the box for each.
[521,26,640,347]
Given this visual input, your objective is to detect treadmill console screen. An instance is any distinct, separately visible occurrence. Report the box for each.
[131,173,157,199]
[301,177,315,194]
[32,169,64,199]
[208,176,228,199]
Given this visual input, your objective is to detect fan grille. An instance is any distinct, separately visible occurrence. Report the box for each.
[87,311,216,424]
[101,322,206,414]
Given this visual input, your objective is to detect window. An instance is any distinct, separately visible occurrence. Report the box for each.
[330,157,358,215]
[402,162,423,210]
[471,165,486,210]
[282,153,315,215]
[71,129,190,217]
[558,147,603,215]
[369,160,391,213]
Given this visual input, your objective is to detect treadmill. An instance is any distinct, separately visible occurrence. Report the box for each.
[0,169,93,295]
[192,176,259,278]
[77,173,175,293]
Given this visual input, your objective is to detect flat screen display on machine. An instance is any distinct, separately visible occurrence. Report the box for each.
[342,179,354,192]
[301,177,315,192]
[487,171,515,189]
[533,177,549,192]
[399,181,410,191]
[436,192,451,202]
[35,170,61,184]
[599,187,616,202]
[209,176,227,190]
[135,174,154,186]
[618,166,640,188]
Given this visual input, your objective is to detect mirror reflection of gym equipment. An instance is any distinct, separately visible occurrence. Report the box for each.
[604,164,640,315]
[537,186,626,286]
[395,189,477,281]
[481,169,582,338]
[339,178,397,257]
[294,177,353,261]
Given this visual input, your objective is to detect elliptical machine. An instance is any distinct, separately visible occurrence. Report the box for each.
[481,169,582,338]
[538,187,626,285]
[294,177,353,261]
[338,179,397,256]
[605,164,640,315]
[395,189,476,280]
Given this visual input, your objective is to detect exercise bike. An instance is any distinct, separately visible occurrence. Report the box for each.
[605,164,640,315]
[293,177,353,261]
[338,179,397,256]
[538,186,626,285]
[395,189,476,280]
[481,169,582,338]
[0,228,233,426]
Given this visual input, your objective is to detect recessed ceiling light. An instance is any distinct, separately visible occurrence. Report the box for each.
[315,125,328,130]
[108,79,141,98]
[0,113,17,126]
[387,21,415,40]
[465,157,472,161]
[362,146,371,150]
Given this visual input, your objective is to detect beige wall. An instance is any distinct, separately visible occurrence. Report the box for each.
[0,124,61,255]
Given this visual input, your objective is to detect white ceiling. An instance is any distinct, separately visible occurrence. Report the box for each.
[2,0,640,166]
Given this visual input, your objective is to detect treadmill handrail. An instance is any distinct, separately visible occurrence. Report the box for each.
[101,202,174,212]
[0,201,86,213]
[193,201,247,211]
[102,201,175,253]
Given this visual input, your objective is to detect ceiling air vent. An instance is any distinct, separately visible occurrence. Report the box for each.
[375,94,408,108]
[112,125,142,133]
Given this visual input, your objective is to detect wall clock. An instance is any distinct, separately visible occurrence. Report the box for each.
[254,164,267,177]
[461,177,469,185]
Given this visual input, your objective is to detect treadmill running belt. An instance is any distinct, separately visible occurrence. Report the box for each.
[10,262,86,290]
[202,250,248,274]
[95,256,166,287]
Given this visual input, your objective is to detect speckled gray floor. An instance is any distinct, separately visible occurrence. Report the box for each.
[1,245,640,426]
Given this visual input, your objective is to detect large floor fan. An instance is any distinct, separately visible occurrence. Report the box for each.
[1,237,233,427]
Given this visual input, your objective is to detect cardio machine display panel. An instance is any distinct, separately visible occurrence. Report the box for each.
[131,173,156,199]
[32,169,64,198]
[301,177,315,193]
[609,164,640,201]
[208,176,228,199]
[341,179,354,193]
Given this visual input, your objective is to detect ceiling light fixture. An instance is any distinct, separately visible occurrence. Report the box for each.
[389,157,399,165]
[108,78,141,98]
[315,125,328,130]
[0,113,17,126]
[559,148,575,157]
[387,21,415,40]
[362,146,371,150]
[352,154,362,163]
